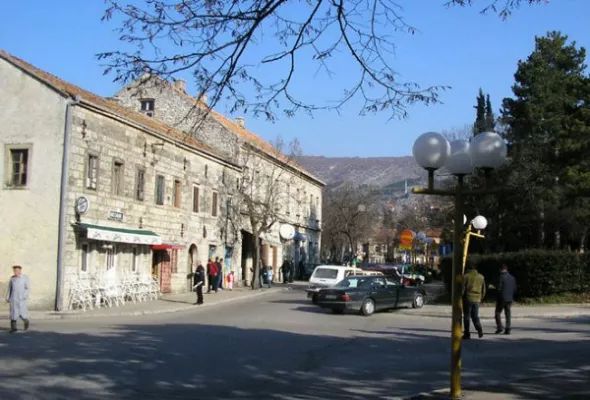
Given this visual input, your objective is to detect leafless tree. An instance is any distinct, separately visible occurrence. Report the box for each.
[322,183,380,262]
[221,137,304,288]
[440,124,473,142]
[99,0,543,121]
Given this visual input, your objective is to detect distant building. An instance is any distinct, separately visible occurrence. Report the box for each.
[113,76,324,282]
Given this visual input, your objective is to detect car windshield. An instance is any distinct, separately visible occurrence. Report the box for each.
[334,277,373,289]
[313,268,339,279]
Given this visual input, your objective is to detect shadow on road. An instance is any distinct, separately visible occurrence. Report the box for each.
[1,317,589,400]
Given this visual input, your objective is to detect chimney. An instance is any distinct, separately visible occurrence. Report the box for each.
[198,93,208,105]
[235,117,245,128]
[173,79,186,93]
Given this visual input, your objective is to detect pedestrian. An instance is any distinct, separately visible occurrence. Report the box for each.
[216,258,224,291]
[226,271,235,291]
[6,265,30,334]
[193,260,205,305]
[462,264,486,339]
[267,266,273,288]
[281,258,290,284]
[207,258,218,293]
[289,258,295,283]
[495,264,517,335]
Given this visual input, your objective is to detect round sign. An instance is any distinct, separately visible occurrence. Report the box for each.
[399,230,415,245]
[75,196,90,215]
[279,224,295,240]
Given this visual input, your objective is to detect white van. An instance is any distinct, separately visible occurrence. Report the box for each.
[306,265,381,303]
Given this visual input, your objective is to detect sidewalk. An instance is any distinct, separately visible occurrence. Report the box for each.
[398,303,590,320]
[407,368,590,399]
[0,285,289,321]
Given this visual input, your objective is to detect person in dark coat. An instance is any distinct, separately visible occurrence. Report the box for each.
[193,261,205,305]
[495,264,517,335]
[216,257,224,291]
[281,259,291,284]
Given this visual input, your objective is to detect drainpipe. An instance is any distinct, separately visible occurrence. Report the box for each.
[55,95,81,311]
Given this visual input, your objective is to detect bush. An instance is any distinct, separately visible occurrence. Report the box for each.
[440,250,590,300]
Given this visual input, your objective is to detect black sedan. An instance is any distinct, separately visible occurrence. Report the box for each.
[315,275,426,316]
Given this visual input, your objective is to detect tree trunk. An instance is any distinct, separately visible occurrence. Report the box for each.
[251,232,261,289]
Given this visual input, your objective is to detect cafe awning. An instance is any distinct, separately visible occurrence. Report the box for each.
[77,223,161,245]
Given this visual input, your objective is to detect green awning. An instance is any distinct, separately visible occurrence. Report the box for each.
[77,223,161,245]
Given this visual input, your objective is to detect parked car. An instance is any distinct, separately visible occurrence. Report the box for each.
[315,275,426,316]
[395,264,426,286]
[306,265,382,304]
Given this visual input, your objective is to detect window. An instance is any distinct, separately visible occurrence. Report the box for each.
[140,99,155,117]
[205,165,208,178]
[192,186,200,213]
[106,245,117,270]
[312,268,339,279]
[136,168,146,201]
[236,178,240,190]
[113,161,124,195]
[171,249,179,273]
[155,175,165,205]
[132,247,139,273]
[81,243,89,272]
[173,179,182,208]
[222,170,226,184]
[86,155,98,190]
[212,191,218,216]
[8,148,29,187]
[310,194,313,215]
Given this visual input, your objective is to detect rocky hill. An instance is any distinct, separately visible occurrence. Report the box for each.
[298,156,425,194]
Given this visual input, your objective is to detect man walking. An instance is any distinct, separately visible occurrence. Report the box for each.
[207,258,218,293]
[496,264,517,335]
[462,265,486,339]
[281,258,291,284]
[6,265,30,334]
[193,260,205,305]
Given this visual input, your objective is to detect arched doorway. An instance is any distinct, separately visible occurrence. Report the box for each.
[187,244,198,291]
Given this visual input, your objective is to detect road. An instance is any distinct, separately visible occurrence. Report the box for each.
[1,286,589,400]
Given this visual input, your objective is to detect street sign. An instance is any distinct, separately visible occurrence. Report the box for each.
[399,230,415,245]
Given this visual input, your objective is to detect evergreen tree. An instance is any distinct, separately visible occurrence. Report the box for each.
[472,89,486,135]
[498,31,590,250]
[484,94,495,131]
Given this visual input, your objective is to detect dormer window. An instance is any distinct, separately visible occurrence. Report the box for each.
[140,99,155,117]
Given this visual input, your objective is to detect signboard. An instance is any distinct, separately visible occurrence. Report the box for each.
[108,210,124,221]
[399,230,416,245]
[399,243,413,250]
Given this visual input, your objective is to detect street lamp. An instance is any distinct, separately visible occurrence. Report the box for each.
[462,215,488,274]
[412,131,507,400]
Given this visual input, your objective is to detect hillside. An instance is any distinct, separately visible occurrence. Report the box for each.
[298,156,425,193]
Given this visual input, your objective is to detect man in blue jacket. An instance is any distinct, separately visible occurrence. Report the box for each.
[495,264,517,335]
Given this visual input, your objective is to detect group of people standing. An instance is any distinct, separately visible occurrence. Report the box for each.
[192,258,235,305]
[462,264,517,339]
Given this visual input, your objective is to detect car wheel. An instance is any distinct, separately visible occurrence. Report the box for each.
[312,294,318,305]
[413,293,424,309]
[361,298,375,316]
[331,308,343,314]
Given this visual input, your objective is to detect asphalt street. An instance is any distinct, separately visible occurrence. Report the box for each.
[1,286,589,400]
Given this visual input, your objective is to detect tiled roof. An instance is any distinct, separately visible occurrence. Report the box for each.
[0,50,238,168]
[148,76,325,186]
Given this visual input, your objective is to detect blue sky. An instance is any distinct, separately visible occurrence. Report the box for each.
[1,1,587,157]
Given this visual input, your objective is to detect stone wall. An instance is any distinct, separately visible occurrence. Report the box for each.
[61,104,242,301]
[0,59,68,309]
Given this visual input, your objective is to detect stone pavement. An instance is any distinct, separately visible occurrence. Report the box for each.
[0,284,289,321]
[398,303,590,320]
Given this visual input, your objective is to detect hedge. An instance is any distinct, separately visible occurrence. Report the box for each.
[440,250,590,300]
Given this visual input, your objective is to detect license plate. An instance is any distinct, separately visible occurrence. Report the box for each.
[325,295,337,300]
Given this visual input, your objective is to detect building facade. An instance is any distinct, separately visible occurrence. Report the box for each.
[114,77,324,283]
[0,51,241,310]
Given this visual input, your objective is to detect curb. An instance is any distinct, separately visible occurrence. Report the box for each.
[397,310,590,320]
[2,287,289,321]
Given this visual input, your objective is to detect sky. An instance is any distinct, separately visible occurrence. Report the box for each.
[1,1,588,157]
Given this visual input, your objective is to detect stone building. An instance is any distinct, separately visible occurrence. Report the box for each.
[0,50,241,310]
[113,76,324,283]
